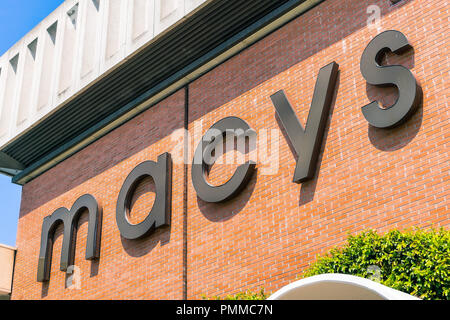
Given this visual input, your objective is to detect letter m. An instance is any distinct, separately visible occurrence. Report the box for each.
[37,194,102,282]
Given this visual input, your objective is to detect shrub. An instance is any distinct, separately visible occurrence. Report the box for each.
[304,228,450,300]
[202,289,268,300]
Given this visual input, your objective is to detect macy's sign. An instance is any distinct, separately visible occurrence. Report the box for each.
[37,30,422,283]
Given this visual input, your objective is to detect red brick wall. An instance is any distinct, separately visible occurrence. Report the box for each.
[187,0,449,298]
[12,0,449,300]
[12,89,186,299]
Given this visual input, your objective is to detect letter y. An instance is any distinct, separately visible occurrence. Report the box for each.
[270,62,339,183]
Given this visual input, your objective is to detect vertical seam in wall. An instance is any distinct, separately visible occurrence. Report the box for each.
[182,85,189,300]
[9,249,17,300]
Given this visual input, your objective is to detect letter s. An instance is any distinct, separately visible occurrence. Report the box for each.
[360,30,421,128]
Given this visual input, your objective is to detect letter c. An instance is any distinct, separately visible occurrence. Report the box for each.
[192,117,256,203]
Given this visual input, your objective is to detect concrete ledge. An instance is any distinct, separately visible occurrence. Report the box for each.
[0,244,16,296]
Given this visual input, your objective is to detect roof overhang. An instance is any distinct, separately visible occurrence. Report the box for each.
[0,0,324,185]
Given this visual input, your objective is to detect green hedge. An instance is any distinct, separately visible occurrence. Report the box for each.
[304,229,450,300]
[201,289,268,300]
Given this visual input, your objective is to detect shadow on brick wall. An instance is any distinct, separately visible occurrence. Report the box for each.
[120,226,171,258]
[197,169,258,222]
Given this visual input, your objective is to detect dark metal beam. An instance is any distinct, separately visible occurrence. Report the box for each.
[0,152,24,177]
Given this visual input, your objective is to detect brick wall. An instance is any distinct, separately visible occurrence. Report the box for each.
[12,0,449,299]
[12,89,186,299]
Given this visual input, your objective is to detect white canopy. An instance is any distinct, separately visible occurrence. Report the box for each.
[268,274,420,300]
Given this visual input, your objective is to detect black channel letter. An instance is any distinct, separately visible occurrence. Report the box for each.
[360,30,421,128]
[270,62,339,183]
[37,194,102,282]
[192,117,256,203]
[116,153,172,240]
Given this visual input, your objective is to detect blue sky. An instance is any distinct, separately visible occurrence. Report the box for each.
[0,0,64,246]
